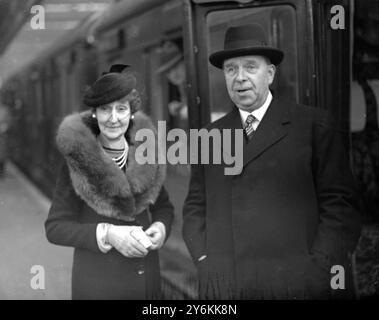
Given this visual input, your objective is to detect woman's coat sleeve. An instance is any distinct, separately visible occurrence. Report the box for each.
[45,164,100,252]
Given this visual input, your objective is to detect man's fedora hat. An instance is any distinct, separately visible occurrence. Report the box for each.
[209,24,284,69]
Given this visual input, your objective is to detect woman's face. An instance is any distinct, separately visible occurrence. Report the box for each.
[96,97,131,142]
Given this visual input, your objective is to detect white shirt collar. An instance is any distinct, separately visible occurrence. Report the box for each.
[239,91,272,126]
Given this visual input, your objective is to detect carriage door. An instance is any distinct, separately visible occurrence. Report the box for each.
[147,37,197,297]
[184,0,313,127]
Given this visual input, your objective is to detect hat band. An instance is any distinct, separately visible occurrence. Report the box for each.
[225,39,267,50]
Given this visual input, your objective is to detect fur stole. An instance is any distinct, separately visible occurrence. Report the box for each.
[56,110,166,221]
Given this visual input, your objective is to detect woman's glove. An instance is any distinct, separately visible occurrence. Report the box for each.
[145,221,166,250]
[107,225,149,258]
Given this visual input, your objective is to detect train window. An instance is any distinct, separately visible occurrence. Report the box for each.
[146,45,167,123]
[67,67,78,113]
[206,5,298,122]
[35,81,43,120]
[59,64,68,117]
[66,51,79,113]
[156,40,188,131]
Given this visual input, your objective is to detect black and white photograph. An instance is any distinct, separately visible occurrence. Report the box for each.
[0,0,378,305]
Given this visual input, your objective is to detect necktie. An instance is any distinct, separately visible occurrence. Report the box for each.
[244,114,257,140]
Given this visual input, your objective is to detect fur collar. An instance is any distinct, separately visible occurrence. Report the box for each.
[56,110,166,221]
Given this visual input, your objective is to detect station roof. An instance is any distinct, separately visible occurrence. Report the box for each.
[0,0,112,85]
[0,0,41,55]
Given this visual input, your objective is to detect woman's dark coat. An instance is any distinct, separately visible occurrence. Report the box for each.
[45,110,174,300]
[183,99,361,299]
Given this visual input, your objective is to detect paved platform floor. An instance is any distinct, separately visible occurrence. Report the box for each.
[2,160,376,299]
[0,163,72,299]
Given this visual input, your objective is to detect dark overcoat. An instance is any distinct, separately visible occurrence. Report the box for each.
[45,110,174,300]
[183,98,361,299]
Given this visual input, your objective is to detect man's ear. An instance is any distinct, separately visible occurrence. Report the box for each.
[268,64,276,85]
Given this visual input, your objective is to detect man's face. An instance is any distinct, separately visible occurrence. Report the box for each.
[223,55,275,112]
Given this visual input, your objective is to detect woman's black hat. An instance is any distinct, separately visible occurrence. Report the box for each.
[83,64,136,107]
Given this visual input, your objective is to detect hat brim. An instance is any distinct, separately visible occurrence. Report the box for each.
[83,73,136,107]
[156,53,183,74]
[209,47,284,69]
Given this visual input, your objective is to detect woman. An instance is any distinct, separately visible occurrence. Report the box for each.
[45,64,174,299]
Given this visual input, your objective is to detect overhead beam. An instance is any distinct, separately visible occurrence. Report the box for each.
[0,0,42,55]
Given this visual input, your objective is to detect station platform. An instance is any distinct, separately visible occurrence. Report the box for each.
[1,161,378,299]
[0,162,72,299]
[0,162,197,300]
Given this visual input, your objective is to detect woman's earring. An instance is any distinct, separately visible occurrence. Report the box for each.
[92,113,96,119]
[131,114,134,120]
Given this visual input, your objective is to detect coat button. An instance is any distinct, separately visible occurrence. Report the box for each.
[137,263,145,275]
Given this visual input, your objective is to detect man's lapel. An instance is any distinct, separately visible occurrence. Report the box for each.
[242,97,291,168]
[216,105,243,130]
[210,107,243,164]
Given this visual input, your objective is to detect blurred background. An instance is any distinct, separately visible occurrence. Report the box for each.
[0,0,112,85]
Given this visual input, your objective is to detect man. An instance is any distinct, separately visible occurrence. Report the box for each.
[182,24,361,299]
